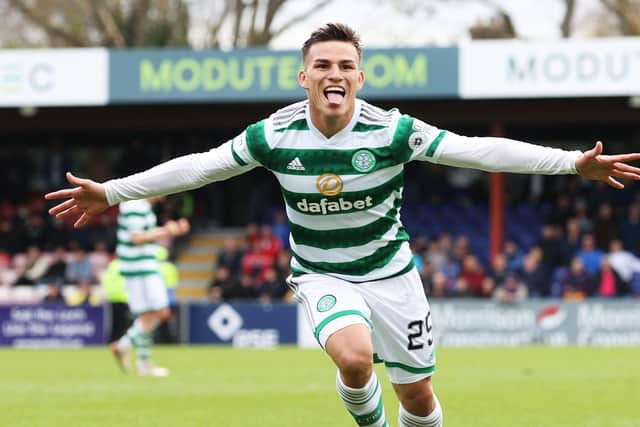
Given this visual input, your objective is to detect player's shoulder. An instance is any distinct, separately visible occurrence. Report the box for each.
[269,100,309,133]
[359,100,399,127]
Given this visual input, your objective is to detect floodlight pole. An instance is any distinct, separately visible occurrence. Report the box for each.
[489,123,505,264]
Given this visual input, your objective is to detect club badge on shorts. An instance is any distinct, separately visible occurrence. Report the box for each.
[317,294,337,312]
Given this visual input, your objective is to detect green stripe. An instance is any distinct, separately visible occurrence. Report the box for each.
[245,120,270,165]
[349,397,385,426]
[314,310,371,341]
[117,239,135,247]
[274,118,309,132]
[352,122,388,132]
[389,114,415,163]
[119,212,150,218]
[282,172,403,216]
[289,198,405,248]
[118,255,155,262]
[425,130,447,157]
[260,146,403,175]
[231,138,247,166]
[120,271,160,277]
[373,353,436,374]
[343,380,380,406]
[292,238,406,276]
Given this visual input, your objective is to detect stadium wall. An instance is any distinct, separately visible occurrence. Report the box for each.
[1,300,639,348]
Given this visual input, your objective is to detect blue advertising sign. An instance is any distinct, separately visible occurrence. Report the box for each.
[0,305,104,347]
[109,47,458,104]
[188,302,297,346]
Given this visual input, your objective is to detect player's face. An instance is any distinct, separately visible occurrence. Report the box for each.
[299,41,365,124]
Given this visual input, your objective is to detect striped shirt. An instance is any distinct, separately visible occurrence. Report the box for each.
[105,98,580,283]
[116,199,159,277]
[231,99,447,282]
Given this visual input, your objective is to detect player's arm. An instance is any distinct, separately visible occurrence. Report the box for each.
[46,134,258,228]
[422,131,640,188]
[130,218,191,245]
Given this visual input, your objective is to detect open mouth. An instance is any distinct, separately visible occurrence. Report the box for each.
[324,86,345,105]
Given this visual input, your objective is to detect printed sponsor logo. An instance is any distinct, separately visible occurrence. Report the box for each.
[316,173,343,196]
[296,196,373,215]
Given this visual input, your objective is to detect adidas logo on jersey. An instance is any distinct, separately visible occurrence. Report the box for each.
[286,157,305,171]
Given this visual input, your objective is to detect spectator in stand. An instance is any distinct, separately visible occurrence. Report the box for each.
[607,239,640,293]
[537,224,565,273]
[488,253,510,287]
[14,245,49,285]
[562,218,583,265]
[271,209,290,249]
[597,257,625,297]
[520,252,549,297]
[429,272,450,298]
[459,254,485,296]
[560,257,594,301]
[452,235,471,266]
[241,239,274,286]
[503,239,525,272]
[592,203,618,251]
[226,272,260,300]
[451,276,474,298]
[41,283,66,304]
[40,246,68,286]
[576,233,605,276]
[493,273,528,304]
[573,198,593,235]
[216,236,245,283]
[547,194,573,229]
[259,267,288,302]
[65,246,95,285]
[621,203,640,255]
[208,266,236,302]
[88,241,111,280]
[424,237,449,273]
[257,224,282,265]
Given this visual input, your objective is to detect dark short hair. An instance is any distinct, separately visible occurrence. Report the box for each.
[301,23,361,62]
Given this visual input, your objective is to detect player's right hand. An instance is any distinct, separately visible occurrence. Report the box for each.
[44,172,109,229]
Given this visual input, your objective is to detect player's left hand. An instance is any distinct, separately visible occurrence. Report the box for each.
[575,141,640,189]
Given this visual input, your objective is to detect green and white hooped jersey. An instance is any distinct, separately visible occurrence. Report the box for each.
[116,199,160,277]
[231,99,447,282]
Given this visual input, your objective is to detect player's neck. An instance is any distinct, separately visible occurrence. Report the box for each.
[309,106,355,139]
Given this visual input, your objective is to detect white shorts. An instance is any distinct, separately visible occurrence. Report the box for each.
[289,268,436,384]
[124,274,168,315]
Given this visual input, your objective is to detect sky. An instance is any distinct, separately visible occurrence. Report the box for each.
[188,0,608,50]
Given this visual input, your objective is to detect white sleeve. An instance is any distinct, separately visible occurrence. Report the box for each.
[424,131,582,175]
[104,135,258,206]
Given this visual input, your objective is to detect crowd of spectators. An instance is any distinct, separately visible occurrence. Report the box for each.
[207,221,292,304]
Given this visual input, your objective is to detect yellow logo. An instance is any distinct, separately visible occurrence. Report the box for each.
[316,173,343,196]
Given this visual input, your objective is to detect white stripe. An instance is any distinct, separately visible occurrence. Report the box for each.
[119,259,159,272]
[290,221,403,263]
[274,164,403,194]
[285,191,400,231]
[119,215,153,230]
[116,244,157,258]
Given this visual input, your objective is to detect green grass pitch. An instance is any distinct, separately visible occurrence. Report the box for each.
[0,346,638,427]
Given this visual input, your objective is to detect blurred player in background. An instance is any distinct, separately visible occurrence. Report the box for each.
[110,197,189,377]
[46,23,640,426]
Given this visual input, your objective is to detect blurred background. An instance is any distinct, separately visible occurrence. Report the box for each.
[0,0,639,348]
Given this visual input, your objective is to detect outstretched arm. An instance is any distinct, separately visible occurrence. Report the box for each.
[45,138,258,228]
[425,132,640,187]
[575,141,640,189]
